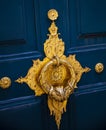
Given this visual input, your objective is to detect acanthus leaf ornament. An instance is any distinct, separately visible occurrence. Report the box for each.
[16,9,91,129]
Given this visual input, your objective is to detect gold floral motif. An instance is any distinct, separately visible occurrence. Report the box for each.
[44,22,64,59]
[16,9,90,129]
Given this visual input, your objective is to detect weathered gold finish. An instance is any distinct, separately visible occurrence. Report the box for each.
[16,9,90,129]
[95,63,104,73]
[0,77,11,89]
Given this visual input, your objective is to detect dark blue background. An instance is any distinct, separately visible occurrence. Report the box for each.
[0,0,106,130]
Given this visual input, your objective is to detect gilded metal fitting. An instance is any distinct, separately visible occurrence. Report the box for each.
[95,63,104,73]
[0,77,11,89]
[16,9,90,129]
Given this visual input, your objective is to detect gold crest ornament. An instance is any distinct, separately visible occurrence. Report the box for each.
[16,9,91,129]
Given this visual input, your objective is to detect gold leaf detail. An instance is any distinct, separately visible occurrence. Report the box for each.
[44,22,64,59]
[16,9,91,129]
[48,97,67,129]
[16,58,50,96]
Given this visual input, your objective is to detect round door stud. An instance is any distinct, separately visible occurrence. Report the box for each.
[0,77,11,89]
[48,9,58,21]
[95,63,104,73]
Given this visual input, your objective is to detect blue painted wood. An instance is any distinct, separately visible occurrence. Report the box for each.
[0,96,43,130]
[0,0,106,130]
[74,90,106,130]
[68,0,106,48]
[0,0,25,41]
[0,0,38,55]
[78,0,106,34]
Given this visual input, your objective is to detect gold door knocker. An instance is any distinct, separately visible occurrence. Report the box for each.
[16,9,91,129]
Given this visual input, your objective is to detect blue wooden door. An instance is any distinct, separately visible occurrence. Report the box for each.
[0,0,106,130]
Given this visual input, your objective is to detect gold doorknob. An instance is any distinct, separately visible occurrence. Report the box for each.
[95,63,104,73]
[0,77,11,89]
[16,9,91,129]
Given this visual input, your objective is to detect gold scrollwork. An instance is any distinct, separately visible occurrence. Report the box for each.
[16,9,90,129]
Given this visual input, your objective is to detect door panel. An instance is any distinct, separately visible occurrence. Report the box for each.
[69,0,106,47]
[74,90,106,130]
[0,0,25,41]
[78,0,106,34]
[0,0,106,130]
[0,96,43,130]
[0,0,39,54]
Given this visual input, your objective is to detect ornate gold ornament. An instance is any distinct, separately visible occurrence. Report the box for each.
[16,9,90,129]
[95,63,104,73]
[0,77,11,89]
